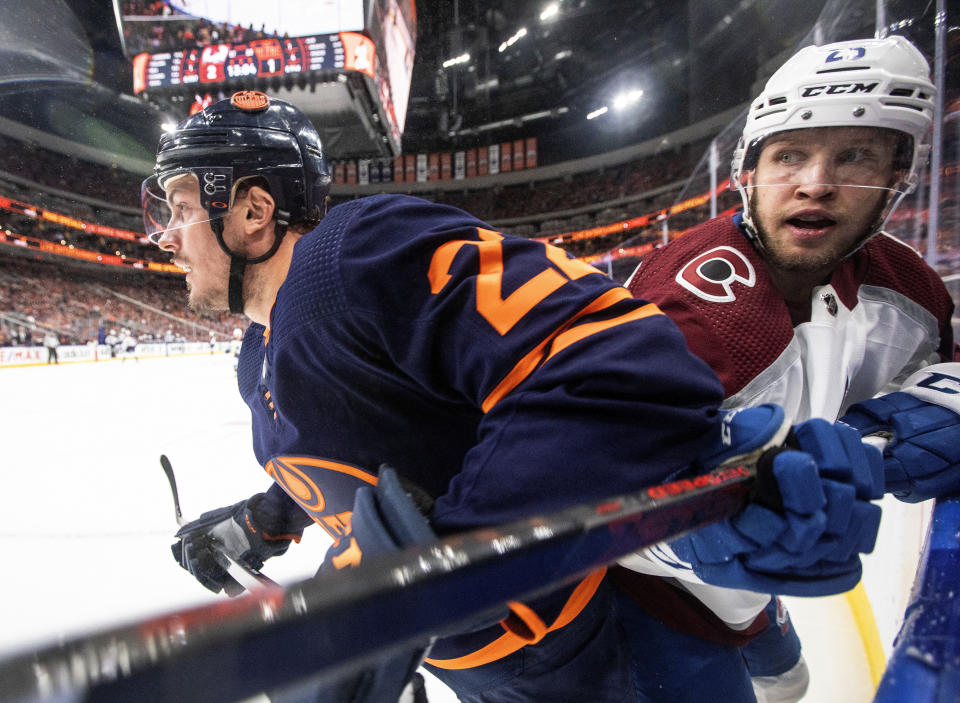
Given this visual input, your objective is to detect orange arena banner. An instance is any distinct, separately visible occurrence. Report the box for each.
[404,154,416,181]
[0,228,183,273]
[146,261,184,273]
[393,156,405,182]
[500,142,512,173]
[539,178,732,246]
[478,147,489,176]
[534,215,658,244]
[513,139,525,170]
[84,223,142,241]
[525,138,538,169]
[582,241,656,264]
[0,196,147,244]
[466,149,477,178]
[441,152,452,180]
[41,211,86,230]
[668,184,727,215]
[428,153,440,181]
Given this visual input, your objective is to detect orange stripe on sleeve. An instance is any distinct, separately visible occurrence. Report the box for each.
[480,289,661,413]
[546,302,662,362]
[481,336,553,414]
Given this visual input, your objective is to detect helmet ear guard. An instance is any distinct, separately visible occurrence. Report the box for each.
[729,137,749,191]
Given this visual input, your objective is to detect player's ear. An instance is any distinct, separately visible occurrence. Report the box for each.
[243,186,276,233]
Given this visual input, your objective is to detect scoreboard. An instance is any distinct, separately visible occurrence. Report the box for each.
[122,0,414,160]
[133,32,375,94]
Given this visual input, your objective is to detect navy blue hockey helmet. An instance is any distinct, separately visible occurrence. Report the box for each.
[143,91,331,241]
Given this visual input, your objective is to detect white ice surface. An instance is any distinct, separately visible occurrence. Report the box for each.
[0,353,458,701]
[1,354,914,702]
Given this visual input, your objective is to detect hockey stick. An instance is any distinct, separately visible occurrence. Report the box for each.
[3,457,759,703]
[158,454,183,525]
[160,454,279,592]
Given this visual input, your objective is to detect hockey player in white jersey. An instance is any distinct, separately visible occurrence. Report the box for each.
[622,36,958,703]
[120,329,138,362]
[229,327,242,372]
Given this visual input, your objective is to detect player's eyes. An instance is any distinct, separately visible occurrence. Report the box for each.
[774,150,803,165]
[838,148,874,164]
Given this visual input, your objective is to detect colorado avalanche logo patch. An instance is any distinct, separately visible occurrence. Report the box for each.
[675,246,756,303]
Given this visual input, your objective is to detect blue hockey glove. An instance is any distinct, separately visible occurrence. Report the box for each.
[171,493,301,596]
[841,364,960,503]
[317,466,436,703]
[669,404,884,596]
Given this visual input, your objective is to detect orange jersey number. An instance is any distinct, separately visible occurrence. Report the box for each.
[428,228,600,335]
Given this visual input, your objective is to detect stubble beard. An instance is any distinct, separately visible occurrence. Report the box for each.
[751,193,888,274]
[186,278,229,314]
[753,216,845,273]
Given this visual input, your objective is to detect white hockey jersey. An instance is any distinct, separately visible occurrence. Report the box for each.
[620,214,955,625]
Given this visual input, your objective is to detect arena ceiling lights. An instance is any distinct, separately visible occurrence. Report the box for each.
[442,53,471,69]
[586,88,644,121]
[540,3,560,21]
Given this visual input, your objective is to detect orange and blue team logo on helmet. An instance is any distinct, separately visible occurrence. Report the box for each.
[230,90,270,112]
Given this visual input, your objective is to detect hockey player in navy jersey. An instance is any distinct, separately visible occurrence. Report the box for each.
[145,90,887,702]
[622,36,960,703]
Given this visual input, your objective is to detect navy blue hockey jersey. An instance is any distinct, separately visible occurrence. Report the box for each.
[237,194,723,543]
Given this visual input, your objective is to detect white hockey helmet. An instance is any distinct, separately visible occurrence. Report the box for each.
[731,36,935,241]
[233,327,243,339]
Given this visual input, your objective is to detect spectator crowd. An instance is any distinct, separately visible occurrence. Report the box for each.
[0,108,955,346]
[0,255,244,348]
[120,0,278,54]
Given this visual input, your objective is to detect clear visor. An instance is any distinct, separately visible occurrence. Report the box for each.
[734,129,914,197]
[741,181,907,198]
[734,149,911,233]
[141,169,233,244]
[735,163,910,240]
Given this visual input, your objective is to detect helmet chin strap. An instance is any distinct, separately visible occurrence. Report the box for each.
[736,182,769,258]
[210,211,290,314]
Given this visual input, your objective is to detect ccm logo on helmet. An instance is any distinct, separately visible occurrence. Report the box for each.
[676,246,756,303]
[801,81,878,97]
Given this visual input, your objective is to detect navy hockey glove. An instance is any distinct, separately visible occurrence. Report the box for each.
[669,404,884,596]
[841,363,960,503]
[171,493,301,596]
[318,466,436,703]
